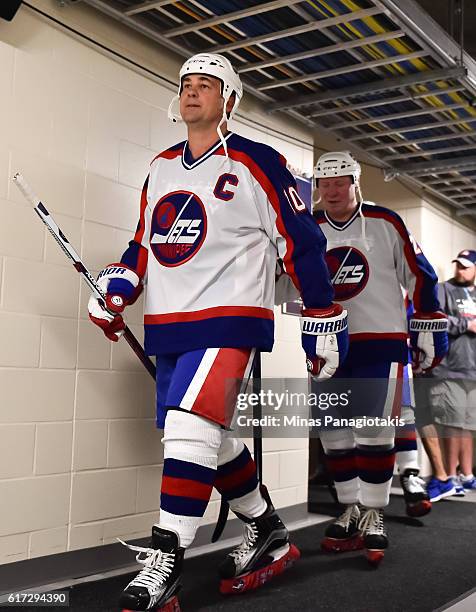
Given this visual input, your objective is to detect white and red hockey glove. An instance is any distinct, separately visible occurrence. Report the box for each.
[409,311,448,373]
[88,264,142,342]
[300,303,349,380]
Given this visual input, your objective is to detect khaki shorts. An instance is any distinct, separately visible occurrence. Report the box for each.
[429,379,476,431]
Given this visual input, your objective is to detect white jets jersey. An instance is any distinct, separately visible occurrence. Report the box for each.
[119,133,333,355]
[312,203,440,366]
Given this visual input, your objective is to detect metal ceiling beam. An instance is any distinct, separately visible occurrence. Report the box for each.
[163,0,303,38]
[366,129,474,151]
[415,167,476,178]
[308,85,464,119]
[238,30,406,74]
[207,6,383,54]
[374,0,476,97]
[287,3,394,92]
[331,102,468,129]
[347,117,476,141]
[258,51,428,91]
[82,0,194,58]
[439,184,476,193]
[393,155,476,176]
[267,66,466,112]
[383,143,476,161]
[425,176,476,185]
[456,208,476,216]
[123,0,173,16]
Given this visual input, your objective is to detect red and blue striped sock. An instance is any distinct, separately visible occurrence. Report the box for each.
[357,445,395,507]
[215,445,266,518]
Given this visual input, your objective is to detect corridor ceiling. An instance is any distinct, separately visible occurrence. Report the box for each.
[81,0,476,217]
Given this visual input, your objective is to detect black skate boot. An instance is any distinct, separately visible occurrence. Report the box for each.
[119,526,183,611]
[321,503,363,553]
[359,507,388,566]
[400,468,432,517]
[219,489,300,595]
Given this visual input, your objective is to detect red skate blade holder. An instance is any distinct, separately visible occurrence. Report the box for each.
[321,533,364,553]
[220,544,301,595]
[122,594,181,612]
[366,549,385,566]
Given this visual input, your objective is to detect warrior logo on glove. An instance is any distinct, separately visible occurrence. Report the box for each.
[301,303,349,380]
[409,312,449,373]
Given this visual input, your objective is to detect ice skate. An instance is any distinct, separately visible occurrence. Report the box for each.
[119,526,183,611]
[400,468,432,517]
[321,503,363,553]
[219,491,300,594]
[359,507,387,566]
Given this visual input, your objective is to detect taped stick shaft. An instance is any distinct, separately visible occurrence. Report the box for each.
[13,173,156,379]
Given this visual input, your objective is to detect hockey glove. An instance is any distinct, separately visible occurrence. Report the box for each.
[88,264,141,342]
[409,312,448,373]
[301,303,349,380]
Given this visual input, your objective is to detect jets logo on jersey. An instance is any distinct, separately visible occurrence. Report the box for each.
[150,191,207,267]
[325,246,369,300]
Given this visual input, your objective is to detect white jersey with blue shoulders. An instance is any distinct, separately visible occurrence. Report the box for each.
[313,202,440,366]
[118,132,333,355]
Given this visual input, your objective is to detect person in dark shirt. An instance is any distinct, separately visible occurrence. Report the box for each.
[427,250,476,496]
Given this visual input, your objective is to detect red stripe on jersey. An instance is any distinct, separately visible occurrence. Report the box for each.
[133,177,150,245]
[214,459,256,491]
[136,245,148,278]
[364,211,424,311]
[144,306,274,325]
[161,476,213,501]
[194,348,252,425]
[151,147,183,163]
[349,332,408,342]
[226,148,301,295]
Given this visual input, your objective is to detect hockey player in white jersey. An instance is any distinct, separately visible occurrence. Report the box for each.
[88,54,348,611]
[310,152,447,565]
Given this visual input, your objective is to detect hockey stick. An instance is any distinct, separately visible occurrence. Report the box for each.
[211,350,262,543]
[12,173,156,380]
[252,350,263,483]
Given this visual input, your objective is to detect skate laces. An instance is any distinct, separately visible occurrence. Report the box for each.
[230,522,259,561]
[403,473,426,494]
[118,539,175,593]
[335,504,359,529]
[358,509,384,536]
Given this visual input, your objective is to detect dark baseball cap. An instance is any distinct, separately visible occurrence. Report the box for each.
[452,249,476,267]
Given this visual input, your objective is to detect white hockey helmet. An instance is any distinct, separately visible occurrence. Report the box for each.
[314,151,361,184]
[168,53,243,123]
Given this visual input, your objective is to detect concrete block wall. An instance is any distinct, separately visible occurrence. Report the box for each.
[0,4,313,564]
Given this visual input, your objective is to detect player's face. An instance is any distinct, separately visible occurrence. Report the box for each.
[180,74,225,127]
[454,261,476,284]
[318,176,357,219]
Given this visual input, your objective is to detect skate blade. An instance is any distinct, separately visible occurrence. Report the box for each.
[122,594,181,612]
[321,533,364,553]
[366,549,384,566]
[219,543,300,595]
[407,500,432,518]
